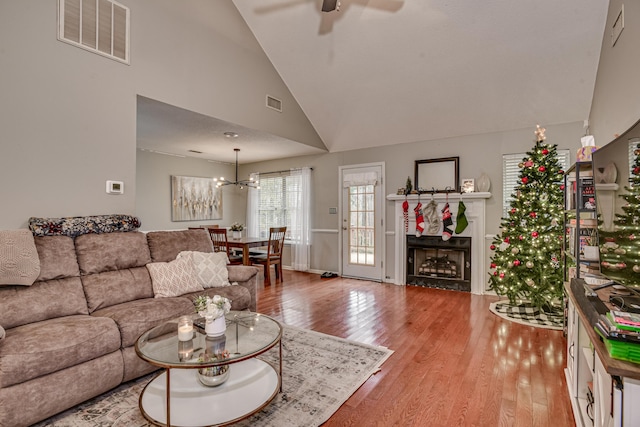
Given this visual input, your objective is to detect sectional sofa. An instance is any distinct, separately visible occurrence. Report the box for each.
[0,228,259,427]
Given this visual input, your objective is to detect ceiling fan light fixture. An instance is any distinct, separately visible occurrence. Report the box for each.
[224,131,238,138]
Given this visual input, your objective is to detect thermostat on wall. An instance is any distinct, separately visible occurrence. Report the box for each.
[106,180,124,194]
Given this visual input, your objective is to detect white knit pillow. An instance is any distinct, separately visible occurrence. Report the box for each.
[146,255,204,297]
[0,229,40,286]
[178,251,231,288]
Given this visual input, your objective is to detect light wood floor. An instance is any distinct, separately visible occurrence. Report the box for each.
[256,270,575,427]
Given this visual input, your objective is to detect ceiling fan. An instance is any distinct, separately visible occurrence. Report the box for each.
[253,0,404,34]
[321,0,340,12]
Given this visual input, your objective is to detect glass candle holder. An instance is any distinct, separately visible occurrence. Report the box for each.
[177,315,194,341]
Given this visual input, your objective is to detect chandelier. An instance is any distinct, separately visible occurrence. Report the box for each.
[214,148,259,189]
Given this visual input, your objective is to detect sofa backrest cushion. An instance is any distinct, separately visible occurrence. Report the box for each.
[75,232,151,275]
[34,235,80,281]
[146,229,213,262]
[76,232,153,312]
[0,277,88,329]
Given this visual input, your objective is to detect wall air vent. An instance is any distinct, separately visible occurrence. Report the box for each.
[58,0,130,64]
[266,95,283,112]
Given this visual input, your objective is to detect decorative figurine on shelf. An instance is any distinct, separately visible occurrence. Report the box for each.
[405,177,413,195]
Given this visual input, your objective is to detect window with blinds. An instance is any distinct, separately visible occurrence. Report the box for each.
[256,173,301,242]
[628,138,640,186]
[502,149,570,215]
[58,0,130,64]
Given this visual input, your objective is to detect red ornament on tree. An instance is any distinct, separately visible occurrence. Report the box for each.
[529,212,537,218]
[635,167,640,175]
[630,234,636,240]
[542,149,549,155]
[522,177,529,184]
[531,231,539,238]
[538,166,546,172]
[499,272,505,278]
[493,271,498,276]
[504,237,510,244]
[519,235,524,240]
[510,208,517,214]
[490,263,496,269]
[513,260,521,266]
[490,244,496,250]
[560,184,565,190]
[525,161,534,168]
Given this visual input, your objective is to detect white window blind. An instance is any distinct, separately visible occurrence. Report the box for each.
[628,138,640,186]
[502,149,570,215]
[256,173,302,242]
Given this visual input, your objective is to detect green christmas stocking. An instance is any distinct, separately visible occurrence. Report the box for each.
[455,200,468,234]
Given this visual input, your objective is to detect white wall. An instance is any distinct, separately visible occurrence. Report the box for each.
[0,0,322,229]
[589,1,640,146]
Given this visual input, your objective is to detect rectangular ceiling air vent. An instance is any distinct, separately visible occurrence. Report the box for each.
[266,95,283,112]
[58,0,130,64]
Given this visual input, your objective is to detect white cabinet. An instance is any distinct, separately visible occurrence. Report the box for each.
[565,289,640,427]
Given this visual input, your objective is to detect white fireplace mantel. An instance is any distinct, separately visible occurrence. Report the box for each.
[387,192,491,294]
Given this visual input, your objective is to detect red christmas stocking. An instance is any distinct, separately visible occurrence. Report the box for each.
[402,199,409,232]
[442,202,453,241]
[415,203,424,237]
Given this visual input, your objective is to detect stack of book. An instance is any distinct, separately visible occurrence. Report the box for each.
[595,310,640,363]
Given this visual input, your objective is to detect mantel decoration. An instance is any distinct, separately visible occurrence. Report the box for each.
[194,295,231,337]
[230,222,244,239]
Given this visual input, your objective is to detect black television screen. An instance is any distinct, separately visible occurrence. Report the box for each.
[592,120,640,291]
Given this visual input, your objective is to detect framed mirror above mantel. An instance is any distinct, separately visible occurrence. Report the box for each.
[415,157,459,193]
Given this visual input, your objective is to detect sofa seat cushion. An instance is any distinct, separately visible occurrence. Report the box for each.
[92,297,194,348]
[184,284,251,312]
[0,315,121,388]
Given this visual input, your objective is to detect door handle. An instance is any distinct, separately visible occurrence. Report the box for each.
[342,226,347,230]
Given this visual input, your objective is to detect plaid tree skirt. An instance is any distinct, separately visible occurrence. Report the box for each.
[489,300,563,330]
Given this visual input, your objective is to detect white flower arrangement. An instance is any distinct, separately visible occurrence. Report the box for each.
[230,222,244,231]
[194,295,231,320]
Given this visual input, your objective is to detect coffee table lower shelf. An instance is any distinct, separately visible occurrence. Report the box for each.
[140,358,279,426]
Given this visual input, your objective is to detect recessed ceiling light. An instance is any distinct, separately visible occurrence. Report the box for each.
[224,132,238,138]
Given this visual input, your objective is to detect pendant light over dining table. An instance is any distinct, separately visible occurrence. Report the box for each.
[214,147,259,189]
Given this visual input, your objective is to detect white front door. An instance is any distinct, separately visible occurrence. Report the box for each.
[340,163,384,281]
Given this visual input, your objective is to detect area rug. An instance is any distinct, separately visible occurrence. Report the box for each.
[34,325,393,427]
[489,300,563,330]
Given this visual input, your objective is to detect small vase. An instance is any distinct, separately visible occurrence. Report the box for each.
[205,315,227,337]
[232,230,241,240]
[197,335,229,387]
[476,173,491,192]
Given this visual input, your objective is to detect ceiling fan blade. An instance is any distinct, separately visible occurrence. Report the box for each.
[322,0,338,12]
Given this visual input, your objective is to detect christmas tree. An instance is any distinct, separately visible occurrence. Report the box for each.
[488,125,565,309]
[599,142,640,284]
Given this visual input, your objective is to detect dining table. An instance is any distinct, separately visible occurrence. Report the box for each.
[226,236,270,266]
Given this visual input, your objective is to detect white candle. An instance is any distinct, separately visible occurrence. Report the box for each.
[178,324,193,341]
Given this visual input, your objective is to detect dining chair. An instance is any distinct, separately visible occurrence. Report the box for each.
[207,227,243,265]
[250,226,286,286]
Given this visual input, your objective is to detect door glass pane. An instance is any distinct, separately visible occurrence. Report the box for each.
[348,184,375,266]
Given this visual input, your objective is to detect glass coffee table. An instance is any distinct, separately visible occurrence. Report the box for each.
[135,311,282,427]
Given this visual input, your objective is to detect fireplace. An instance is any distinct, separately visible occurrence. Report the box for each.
[387,192,490,294]
[406,235,471,291]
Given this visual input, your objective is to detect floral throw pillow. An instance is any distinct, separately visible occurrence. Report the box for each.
[178,251,231,288]
[146,255,204,298]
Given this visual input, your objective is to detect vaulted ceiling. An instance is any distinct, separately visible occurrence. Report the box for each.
[138,0,609,163]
